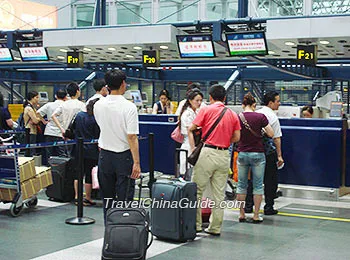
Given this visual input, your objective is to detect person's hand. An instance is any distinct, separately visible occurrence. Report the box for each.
[130,163,141,179]
[277,156,284,168]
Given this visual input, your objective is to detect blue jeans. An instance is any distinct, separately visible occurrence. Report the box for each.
[237,152,266,195]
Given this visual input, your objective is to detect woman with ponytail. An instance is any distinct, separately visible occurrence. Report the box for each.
[23,91,41,155]
[179,89,203,176]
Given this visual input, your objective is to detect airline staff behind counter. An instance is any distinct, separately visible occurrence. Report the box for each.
[152,90,174,114]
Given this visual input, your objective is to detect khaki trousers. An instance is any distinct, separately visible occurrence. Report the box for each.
[192,147,229,233]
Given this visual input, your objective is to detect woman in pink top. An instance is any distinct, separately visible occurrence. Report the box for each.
[236,93,274,223]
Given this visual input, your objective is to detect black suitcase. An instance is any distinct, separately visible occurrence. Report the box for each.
[102,177,153,260]
[46,156,75,202]
[151,179,197,242]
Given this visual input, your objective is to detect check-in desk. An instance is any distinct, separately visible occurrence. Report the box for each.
[278,118,349,200]
[139,114,178,123]
[139,117,177,175]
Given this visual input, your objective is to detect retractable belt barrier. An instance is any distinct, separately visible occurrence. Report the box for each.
[0,133,155,225]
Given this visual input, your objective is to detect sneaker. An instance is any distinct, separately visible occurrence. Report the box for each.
[264,209,278,215]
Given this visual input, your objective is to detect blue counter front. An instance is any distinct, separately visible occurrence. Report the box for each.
[139,114,178,123]
[139,121,177,175]
[279,126,342,188]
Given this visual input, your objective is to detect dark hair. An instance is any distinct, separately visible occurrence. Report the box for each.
[86,98,100,116]
[56,89,67,100]
[66,82,80,97]
[0,93,4,107]
[263,91,279,106]
[23,91,39,108]
[187,82,201,91]
[104,69,126,91]
[242,92,256,106]
[179,89,203,127]
[302,105,314,115]
[159,89,170,100]
[93,78,106,92]
[209,84,226,102]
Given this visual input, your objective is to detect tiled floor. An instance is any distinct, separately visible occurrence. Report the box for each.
[1,191,350,260]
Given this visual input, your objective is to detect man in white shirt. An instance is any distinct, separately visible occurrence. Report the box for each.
[94,69,141,222]
[51,82,86,138]
[86,78,109,105]
[37,89,67,158]
[255,91,284,215]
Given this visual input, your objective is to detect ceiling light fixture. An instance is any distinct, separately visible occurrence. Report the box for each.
[320,40,330,45]
[108,47,116,51]
[133,46,142,50]
[83,47,92,52]
[126,54,134,58]
[14,57,21,61]
[160,45,169,50]
[268,51,275,54]
[59,49,68,53]
[57,55,65,59]
[285,41,295,46]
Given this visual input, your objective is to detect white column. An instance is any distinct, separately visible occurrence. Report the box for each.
[177,3,183,22]
[151,0,160,24]
[71,3,77,27]
[221,0,228,18]
[303,0,313,16]
[109,0,117,25]
[198,0,206,20]
[248,0,259,17]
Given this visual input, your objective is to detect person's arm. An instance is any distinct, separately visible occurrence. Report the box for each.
[230,130,241,144]
[152,103,158,114]
[51,107,65,136]
[27,107,40,124]
[6,118,14,129]
[188,123,198,152]
[127,134,141,179]
[263,124,274,138]
[274,137,284,167]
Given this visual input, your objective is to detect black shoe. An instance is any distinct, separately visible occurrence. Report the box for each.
[264,209,278,215]
[204,228,221,236]
[244,207,253,213]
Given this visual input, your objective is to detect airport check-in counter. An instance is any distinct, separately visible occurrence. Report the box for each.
[139,114,178,123]
[278,118,348,197]
[139,116,178,175]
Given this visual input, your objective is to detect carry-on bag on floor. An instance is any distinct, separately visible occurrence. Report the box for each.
[151,179,197,242]
[102,177,153,260]
[175,148,192,181]
[46,156,75,202]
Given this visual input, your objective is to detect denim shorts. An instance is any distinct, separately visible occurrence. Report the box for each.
[237,152,266,195]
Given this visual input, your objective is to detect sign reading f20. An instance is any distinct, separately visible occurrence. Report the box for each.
[142,50,160,67]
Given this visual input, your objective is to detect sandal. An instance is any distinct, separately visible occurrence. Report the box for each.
[252,216,263,224]
[83,199,96,206]
[239,217,247,223]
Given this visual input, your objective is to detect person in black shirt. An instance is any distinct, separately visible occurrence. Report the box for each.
[74,98,100,206]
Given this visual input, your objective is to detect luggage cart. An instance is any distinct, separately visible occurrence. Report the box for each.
[0,136,38,217]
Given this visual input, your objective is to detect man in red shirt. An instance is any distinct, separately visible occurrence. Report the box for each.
[188,84,241,236]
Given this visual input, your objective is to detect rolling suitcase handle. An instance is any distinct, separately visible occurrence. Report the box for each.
[126,175,144,207]
[175,148,189,179]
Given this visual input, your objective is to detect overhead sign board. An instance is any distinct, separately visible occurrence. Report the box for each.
[67,51,84,68]
[177,35,215,58]
[296,45,317,66]
[19,47,49,61]
[142,50,160,67]
[226,31,268,56]
[0,48,13,62]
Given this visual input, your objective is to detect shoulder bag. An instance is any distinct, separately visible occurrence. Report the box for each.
[238,112,276,155]
[63,113,78,140]
[188,107,228,166]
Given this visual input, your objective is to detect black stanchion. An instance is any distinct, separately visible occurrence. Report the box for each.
[25,128,30,157]
[148,133,155,198]
[66,138,95,225]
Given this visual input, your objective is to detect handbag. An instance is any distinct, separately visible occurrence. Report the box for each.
[188,107,228,166]
[63,113,78,139]
[171,126,184,143]
[238,113,276,155]
[192,127,202,146]
[91,166,99,189]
